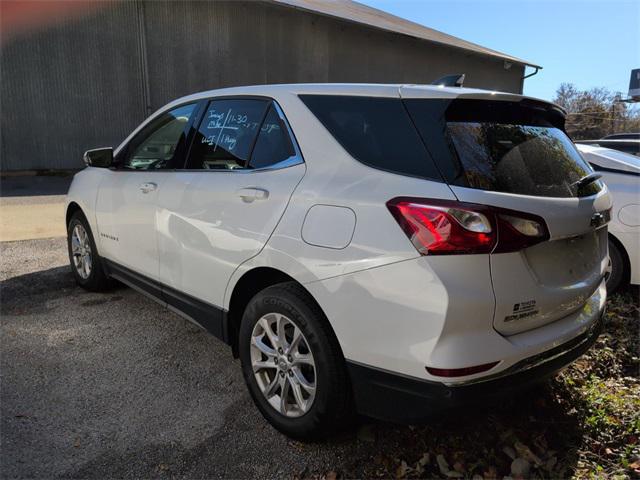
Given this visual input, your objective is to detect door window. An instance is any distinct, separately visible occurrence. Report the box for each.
[120,103,197,170]
[185,99,269,170]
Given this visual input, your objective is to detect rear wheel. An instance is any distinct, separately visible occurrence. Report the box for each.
[605,238,627,294]
[239,283,353,440]
[67,211,110,292]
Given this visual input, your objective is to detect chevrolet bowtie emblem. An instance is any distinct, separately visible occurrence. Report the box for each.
[590,212,605,228]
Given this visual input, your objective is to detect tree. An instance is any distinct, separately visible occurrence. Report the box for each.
[552,83,640,140]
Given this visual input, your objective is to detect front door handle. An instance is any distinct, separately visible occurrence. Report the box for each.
[139,182,157,194]
[236,187,269,203]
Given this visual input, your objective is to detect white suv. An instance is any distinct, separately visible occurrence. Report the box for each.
[66,84,611,439]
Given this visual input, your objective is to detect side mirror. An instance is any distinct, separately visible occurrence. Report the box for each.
[83,147,113,168]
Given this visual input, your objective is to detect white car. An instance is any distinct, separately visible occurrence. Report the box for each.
[66,84,611,439]
[576,139,640,157]
[576,144,640,292]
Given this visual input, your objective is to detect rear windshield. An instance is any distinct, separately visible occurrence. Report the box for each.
[299,95,442,181]
[406,99,602,198]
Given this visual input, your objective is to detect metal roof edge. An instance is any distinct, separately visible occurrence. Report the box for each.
[267,0,541,69]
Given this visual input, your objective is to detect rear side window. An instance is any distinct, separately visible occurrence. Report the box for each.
[406,99,601,198]
[186,99,268,170]
[299,95,442,181]
[249,105,295,169]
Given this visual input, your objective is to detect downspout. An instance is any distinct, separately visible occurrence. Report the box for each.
[135,0,152,118]
[523,66,542,80]
[519,66,541,95]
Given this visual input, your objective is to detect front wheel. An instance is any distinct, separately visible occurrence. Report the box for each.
[239,283,353,440]
[67,211,111,292]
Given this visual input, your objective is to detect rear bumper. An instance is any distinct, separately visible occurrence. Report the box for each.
[307,256,606,383]
[347,310,603,423]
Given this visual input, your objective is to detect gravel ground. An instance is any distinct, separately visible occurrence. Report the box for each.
[0,238,386,479]
[1,237,637,479]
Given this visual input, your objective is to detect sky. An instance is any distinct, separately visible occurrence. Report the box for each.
[359,0,639,102]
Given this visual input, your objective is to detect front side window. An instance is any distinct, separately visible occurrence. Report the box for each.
[121,103,196,170]
[185,99,268,170]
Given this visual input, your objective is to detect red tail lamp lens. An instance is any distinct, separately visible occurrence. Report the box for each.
[387,198,549,255]
[387,200,495,255]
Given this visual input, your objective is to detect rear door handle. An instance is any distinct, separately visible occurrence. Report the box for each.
[139,182,157,194]
[236,187,269,203]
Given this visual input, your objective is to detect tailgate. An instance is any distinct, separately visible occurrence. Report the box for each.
[453,186,610,334]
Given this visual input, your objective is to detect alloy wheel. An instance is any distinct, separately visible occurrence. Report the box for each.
[71,224,92,280]
[250,313,317,417]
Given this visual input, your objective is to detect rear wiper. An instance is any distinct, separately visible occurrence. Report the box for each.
[571,172,603,191]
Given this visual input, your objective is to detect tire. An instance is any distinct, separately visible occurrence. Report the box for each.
[67,211,111,292]
[605,238,627,294]
[238,282,353,440]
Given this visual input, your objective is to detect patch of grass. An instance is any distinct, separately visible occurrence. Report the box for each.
[554,289,640,478]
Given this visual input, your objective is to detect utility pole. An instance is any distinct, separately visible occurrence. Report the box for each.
[610,96,617,134]
[611,93,625,133]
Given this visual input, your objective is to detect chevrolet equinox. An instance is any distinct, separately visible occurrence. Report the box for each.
[66,83,611,439]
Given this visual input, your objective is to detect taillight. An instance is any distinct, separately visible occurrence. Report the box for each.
[387,198,549,255]
[493,213,548,253]
[387,200,494,254]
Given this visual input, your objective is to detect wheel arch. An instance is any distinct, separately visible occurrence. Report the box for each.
[225,266,335,358]
[66,201,104,258]
[608,232,631,284]
[65,201,83,226]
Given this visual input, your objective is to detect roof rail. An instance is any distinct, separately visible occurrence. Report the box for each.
[431,74,465,87]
